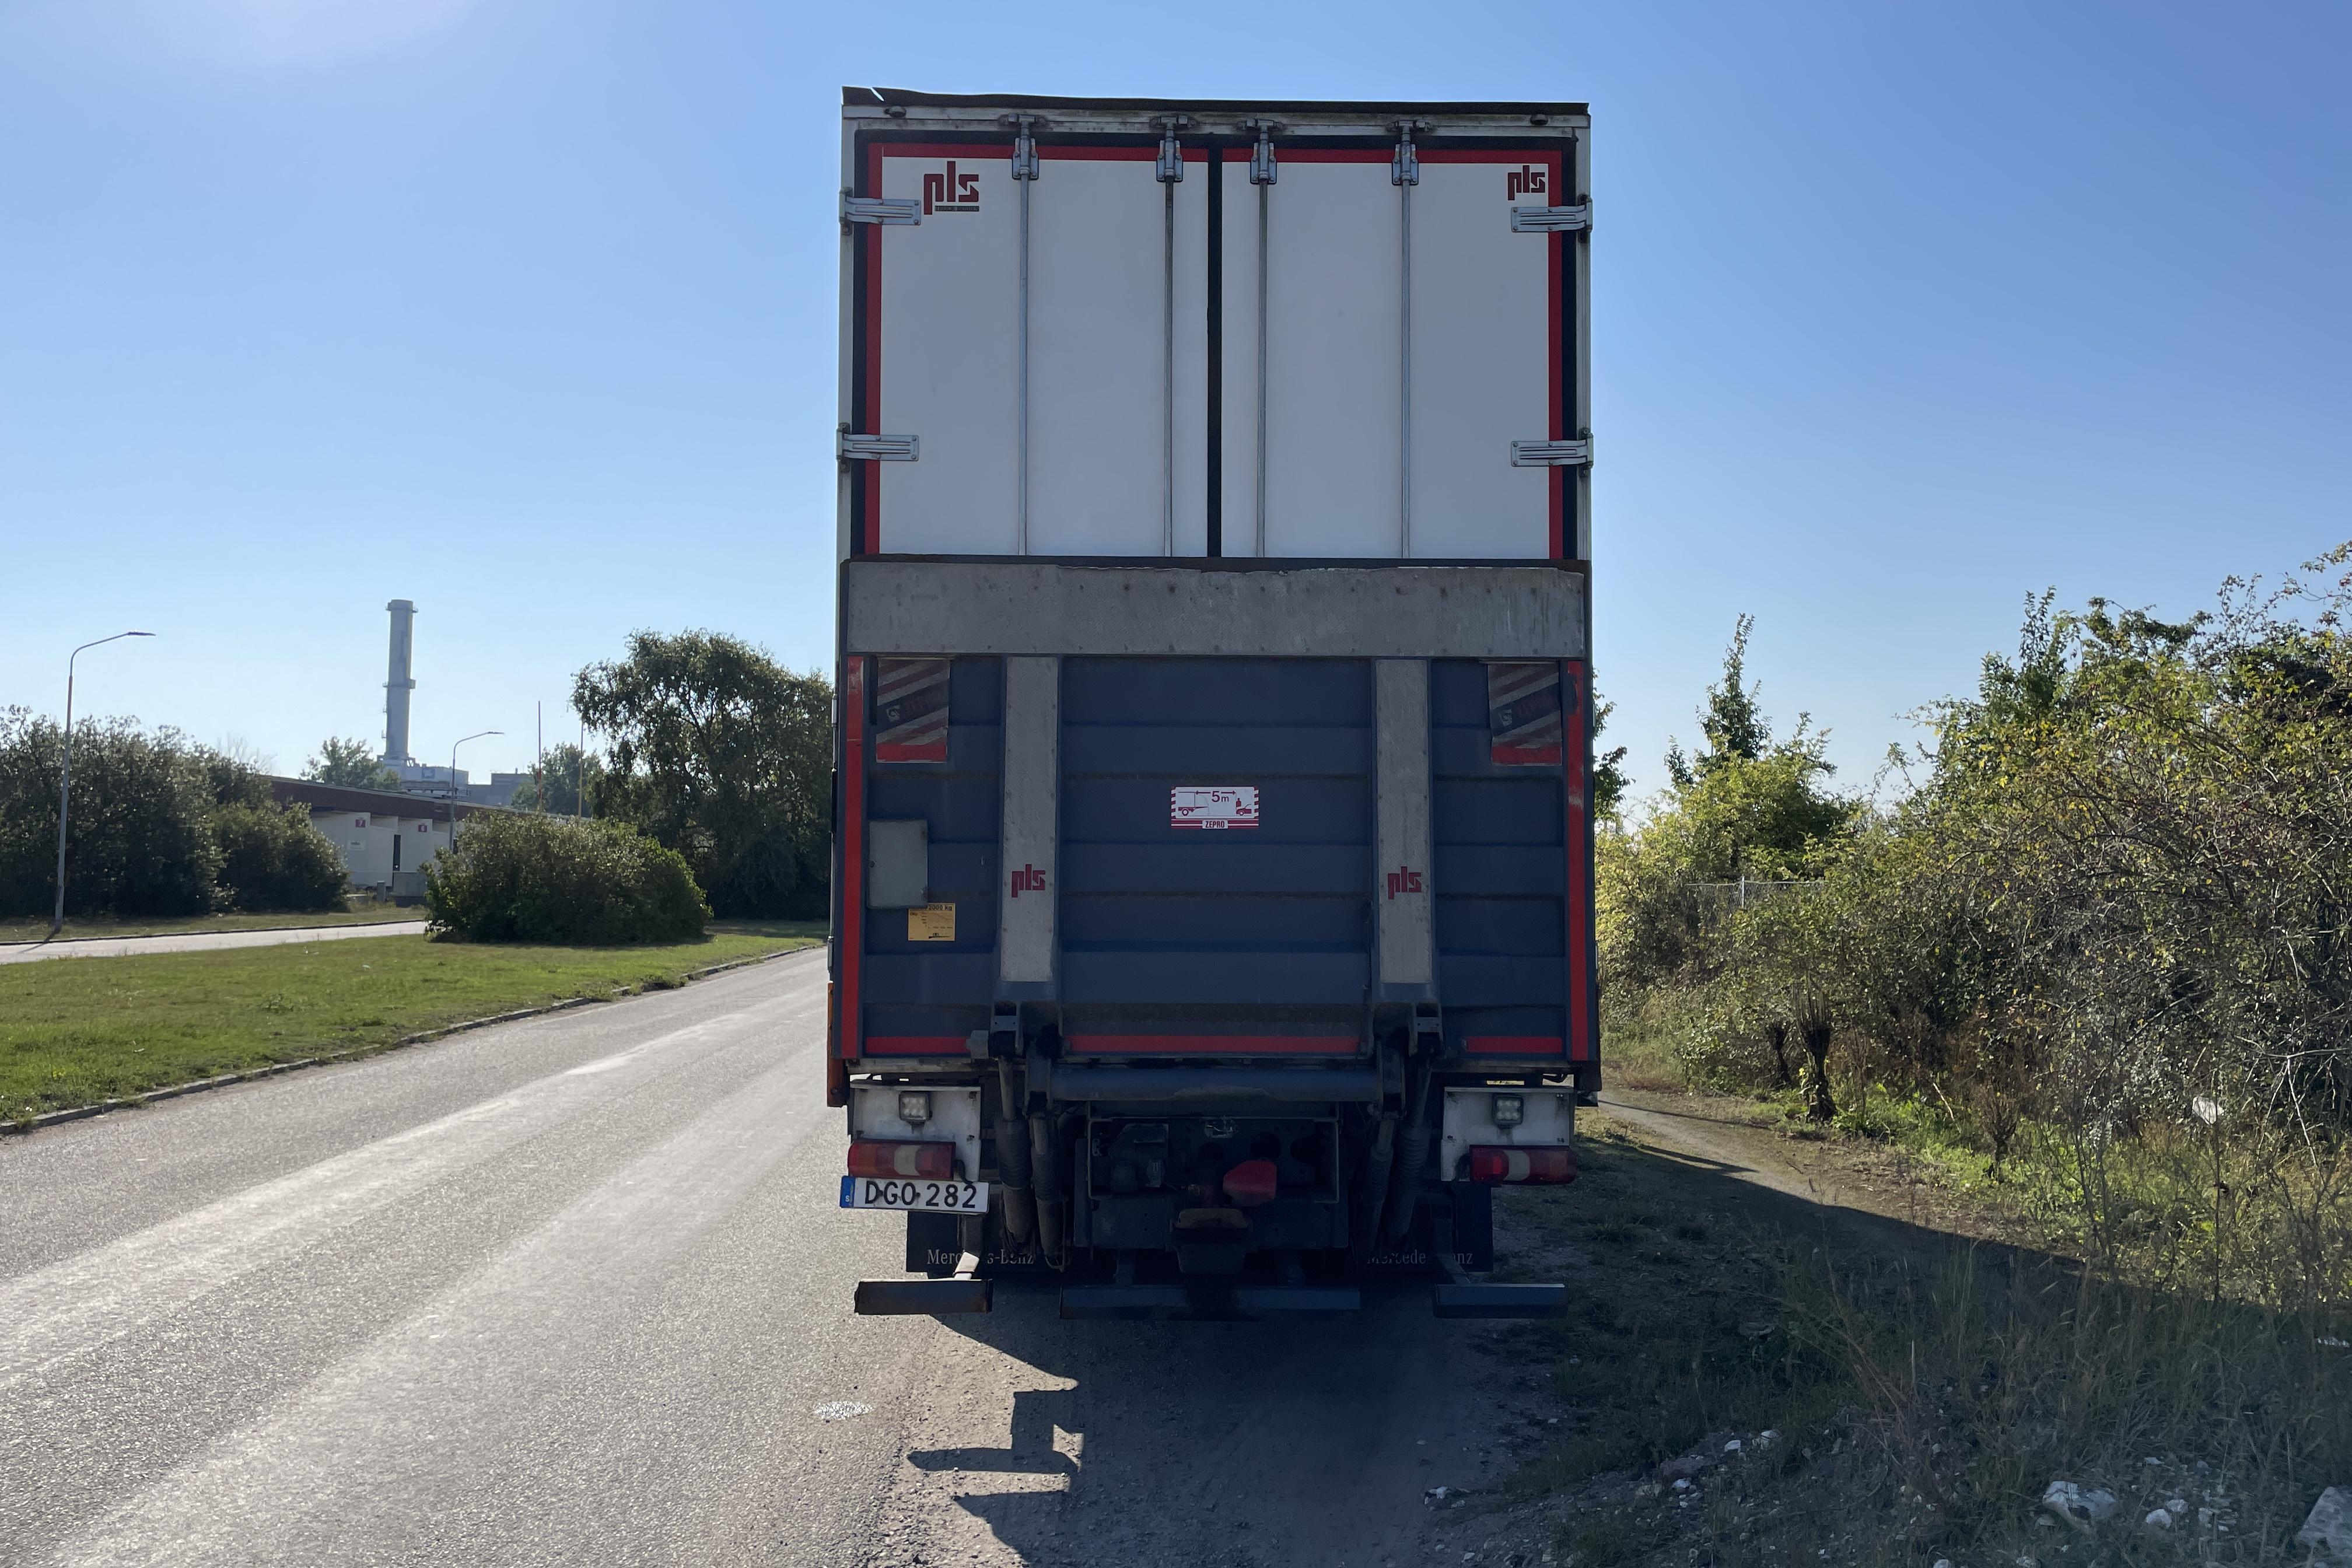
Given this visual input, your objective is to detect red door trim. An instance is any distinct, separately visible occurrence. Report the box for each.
[838,657,868,1061]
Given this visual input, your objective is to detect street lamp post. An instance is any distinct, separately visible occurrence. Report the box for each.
[449,730,502,837]
[53,631,156,937]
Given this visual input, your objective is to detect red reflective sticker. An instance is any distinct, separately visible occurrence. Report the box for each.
[1466,1146,1578,1185]
[848,1140,954,1180]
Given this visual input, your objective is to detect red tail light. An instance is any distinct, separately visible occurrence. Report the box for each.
[1466,1145,1577,1184]
[848,1139,954,1180]
[1222,1158,1279,1208]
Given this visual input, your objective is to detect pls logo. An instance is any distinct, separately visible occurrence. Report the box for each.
[923,161,981,215]
[1385,866,1424,900]
[1009,863,1047,898]
[1505,164,1548,200]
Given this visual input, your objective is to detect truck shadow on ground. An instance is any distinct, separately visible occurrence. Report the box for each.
[896,1128,2087,1568]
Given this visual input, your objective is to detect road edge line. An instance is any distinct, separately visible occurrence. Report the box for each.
[4,944,820,1138]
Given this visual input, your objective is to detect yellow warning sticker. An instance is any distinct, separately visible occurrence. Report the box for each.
[907,902,957,942]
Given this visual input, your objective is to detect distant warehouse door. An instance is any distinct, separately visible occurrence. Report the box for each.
[1057,658,1373,1054]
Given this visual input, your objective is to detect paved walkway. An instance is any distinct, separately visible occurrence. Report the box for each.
[0,922,428,965]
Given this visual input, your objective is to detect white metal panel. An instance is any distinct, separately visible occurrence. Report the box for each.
[1027,152,1209,556]
[877,149,1021,554]
[851,1084,982,1182]
[998,656,1059,984]
[1221,155,1403,558]
[1407,156,1555,559]
[1441,1087,1576,1177]
[866,818,929,908]
[1376,660,1434,987]
[842,101,1591,566]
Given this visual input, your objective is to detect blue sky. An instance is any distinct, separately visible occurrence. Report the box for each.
[2,1,2345,799]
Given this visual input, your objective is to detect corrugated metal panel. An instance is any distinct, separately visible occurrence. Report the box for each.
[858,657,1002,1054]
[1059,659,1372,1036]
[1430,659,1567,1055]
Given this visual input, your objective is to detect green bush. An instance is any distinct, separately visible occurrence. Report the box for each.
[211,802,348,913]
[424,812,709,944]
[0,709,222,918]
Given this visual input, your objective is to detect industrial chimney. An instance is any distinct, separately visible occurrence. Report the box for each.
[383,599,416,766]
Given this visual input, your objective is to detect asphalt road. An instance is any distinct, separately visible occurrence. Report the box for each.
[0,921,429,965]
[1,949,1560,1567]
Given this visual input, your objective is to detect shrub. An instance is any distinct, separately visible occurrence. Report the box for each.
[424,812,709,944]
[0,709,222,918]
[212,802,348,913]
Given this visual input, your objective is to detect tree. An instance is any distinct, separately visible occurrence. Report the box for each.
[572,632,832,919]
[1665,614,1774,788]
[1598,620,1856,999]
[304,737,398,790]
[0,715,363,919]
[0,710,221,918]
[505,743,603,815]
[1591,695,1631,820]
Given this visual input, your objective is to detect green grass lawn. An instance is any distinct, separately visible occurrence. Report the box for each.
[0,906,424,946]
[1,921,826,1122]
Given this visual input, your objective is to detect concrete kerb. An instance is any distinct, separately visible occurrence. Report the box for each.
[4,944,818,1137]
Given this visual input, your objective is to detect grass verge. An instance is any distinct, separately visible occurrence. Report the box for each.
[1,921,825,1122]
[0,907,423,946]
[1447,1098,2352,1568]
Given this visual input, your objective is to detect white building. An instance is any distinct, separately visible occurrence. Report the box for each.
[267,778,506,903]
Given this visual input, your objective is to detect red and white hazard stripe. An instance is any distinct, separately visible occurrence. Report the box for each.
[874,657,950,763]
[1486,662,1563,766]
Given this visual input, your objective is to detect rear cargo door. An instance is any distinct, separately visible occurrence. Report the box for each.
[1056,658,1373,1053]
[1216,141,1570,561]
[860,137,1211,556]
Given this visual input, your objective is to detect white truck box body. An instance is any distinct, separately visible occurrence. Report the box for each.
[837,90,1591,564]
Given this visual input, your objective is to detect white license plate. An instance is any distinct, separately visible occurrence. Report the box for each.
[839,1175,989,1214]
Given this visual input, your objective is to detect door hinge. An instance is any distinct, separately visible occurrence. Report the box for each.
[1244,118,1279,187]
[1510,201,1592,235]
[1391,120,1424,187]
[1009,114,1041,181]
[1153,114,1189,183]
[1511,437,1593,468]
[838,430,919,462]
[842,192,920,227]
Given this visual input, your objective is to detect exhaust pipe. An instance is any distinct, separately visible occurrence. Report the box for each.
[993,1060,1035,1244]
[1355,1111,1398,1254]
[1028,1110,1068,1268]
[1384,1063,1435,1243]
